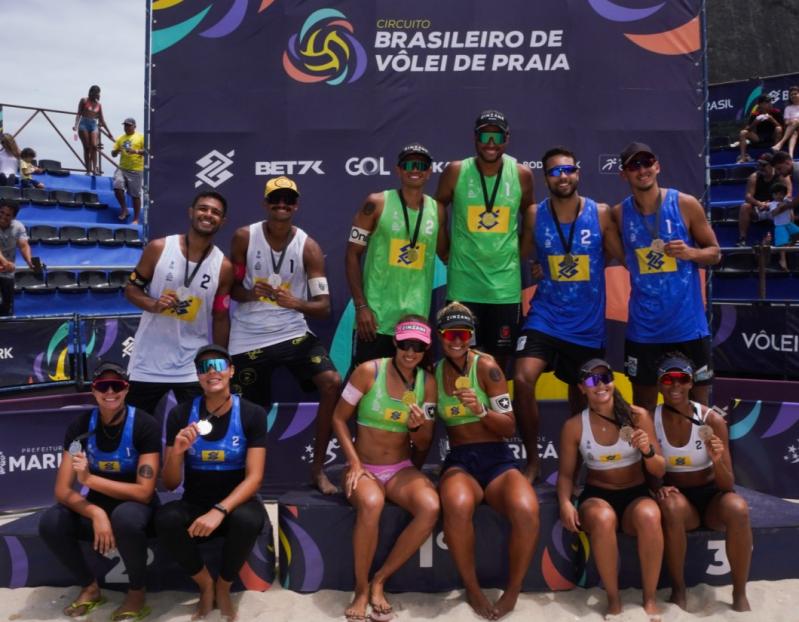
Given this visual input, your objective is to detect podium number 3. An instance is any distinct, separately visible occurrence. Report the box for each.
[705,539,730,575]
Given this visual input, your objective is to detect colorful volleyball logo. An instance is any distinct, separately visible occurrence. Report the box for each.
[283,9,367,85]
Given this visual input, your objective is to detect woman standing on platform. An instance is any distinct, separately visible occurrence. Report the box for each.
[156,344,267,622]
[73,85,110,175]
[557,358,665,618]
[39,362,160,620]
[435,302,539,621]
[332,316,439,622]
[652,353,751,611]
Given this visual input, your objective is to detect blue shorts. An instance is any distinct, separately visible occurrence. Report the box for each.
[442,442,520,489]
[79,117,98,133]
[774,222,799,247]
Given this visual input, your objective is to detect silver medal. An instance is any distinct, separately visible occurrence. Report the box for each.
[176,286,190,301]
[266,274,282,288]
[196,419,213,436]
[68,440,82,456]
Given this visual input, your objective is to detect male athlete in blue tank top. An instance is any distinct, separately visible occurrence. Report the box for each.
[611,142,720,412]
[514,146,624,480]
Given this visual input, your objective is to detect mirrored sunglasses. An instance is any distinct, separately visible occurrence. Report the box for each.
[582,372,613,388]
[92,379,129,393]
[396,339,427,353]
[658,371,692,386]
[439,328,473,343]
[266,192,298,205]
[196,358,230,374]
[476,130,506,145]
[399,159,431,172]
[623,156,656,171]
[547,165,580,177]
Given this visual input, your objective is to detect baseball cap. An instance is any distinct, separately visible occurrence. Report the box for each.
[619,141,656,167]
[579,358,613,379]
[92,361,129,380]
[757,152,773,165]
[122,118,136,126]
[437,308,476,331]
[394,320,432,345]
[194,344,232,363]
[397,143,432,165]
[264,176,299,197]
[474,109,509,133]
[656,356,693,378]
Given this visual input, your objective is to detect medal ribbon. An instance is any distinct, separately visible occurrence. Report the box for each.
[590,408,623,429]
[266,224,295,276]
[183,234,213,289]
[549,197,581,257]
[663,403,705,426]
[633,190,663,244]
[397,189,425,251]
[478,161,504,215]
[391,358,416,391]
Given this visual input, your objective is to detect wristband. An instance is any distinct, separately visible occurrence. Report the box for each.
[213,293,231,312]
[475,404,488,418]
[213,503,229,516]
[355,303,369,311]
[641,445,656,459]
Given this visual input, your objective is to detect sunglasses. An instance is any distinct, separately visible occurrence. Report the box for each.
[623,156,657,171]
[196,358,230,374]
[266,192,298,206]
[92,379,129,393]
[396,339,427,353]
[439,328,473,343]
[658,371,692,386]
[399,159,431,172]
[582,372,613,388]
[547,165,579,177]
[476,131,506,145]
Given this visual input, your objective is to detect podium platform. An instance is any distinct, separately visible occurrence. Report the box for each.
[278,484,799,593]
[0,504,275,592]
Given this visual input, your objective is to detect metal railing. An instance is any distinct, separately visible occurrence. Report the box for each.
[0,102,117,175]
[753,245,799,299]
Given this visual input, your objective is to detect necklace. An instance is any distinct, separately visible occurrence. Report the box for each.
[632,189,665,251]
[590,408,619,432]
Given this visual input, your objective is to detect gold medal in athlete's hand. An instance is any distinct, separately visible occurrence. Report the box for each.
[455,376,471,390]
[402,390,417,407]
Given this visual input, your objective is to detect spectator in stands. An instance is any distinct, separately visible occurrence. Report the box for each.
[0,133,20,186]
[435,303,539,620]
[737,152,791,246]
[772,86,799,157]
[111,118,146,223]
[772,150,799,211]
[737,95,783,163]
[332,317,439,622]
[73,85,110,176]
[19,147,45,189]
[0,199,36,317]
[767,181,799,271]
[652,353,752,612]
[38,361,160,620]
[558,358,664,618]
[157,345,267,622]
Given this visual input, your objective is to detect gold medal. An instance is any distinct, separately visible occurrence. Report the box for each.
[481,211,498,227]
[619,425,634,443]
[698,425,713,441]
[454,376,471,390]
[651,238,665,252]
[401,390,417,407]
[406,247,419,263]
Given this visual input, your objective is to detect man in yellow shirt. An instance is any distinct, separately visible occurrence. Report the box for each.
[112,118,146,223]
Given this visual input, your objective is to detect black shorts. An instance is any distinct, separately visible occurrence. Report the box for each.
[126,381,202,416]
[452,301,519,357]
[442,442,520,489]
[515,329,604,385]
[679,483,725,524]
[578,483,652,526]
[231,333,337,406]
[624,336,713,386]
[351,333,396,368]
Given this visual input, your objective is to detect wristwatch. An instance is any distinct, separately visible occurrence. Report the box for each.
[212,502,229,516]
[641,445,656,459]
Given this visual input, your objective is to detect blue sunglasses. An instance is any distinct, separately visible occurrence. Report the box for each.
[547,165,579,177]
[196,358,230,374]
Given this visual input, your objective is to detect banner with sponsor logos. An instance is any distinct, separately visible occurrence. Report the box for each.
[708,72,799,135]
[712,302,799,379]
[0,317,76,389]
[149,0,706,379]
[78,314,141,384]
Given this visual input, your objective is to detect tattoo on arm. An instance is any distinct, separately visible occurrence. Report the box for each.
[488,366,502,382]
[138,464,154,479]
[362,201,376,215]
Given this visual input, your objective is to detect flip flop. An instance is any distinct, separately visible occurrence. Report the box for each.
[111,604,152,621]
[369,602,395,622]
[118,212,129,221]
[63,596,106,617]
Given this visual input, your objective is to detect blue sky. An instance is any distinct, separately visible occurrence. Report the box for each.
[4,1,145,170]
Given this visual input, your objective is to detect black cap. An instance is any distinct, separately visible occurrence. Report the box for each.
[619,141,656,167]
[397,143,432,165]
[437,309,475,331]
[92,361,129,380]
[579,358,613,379]
[194,344,232,363]
[656,356,693,378]
[474,109,509,132]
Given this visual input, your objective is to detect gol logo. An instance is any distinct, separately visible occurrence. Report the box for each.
[283,8,367,85]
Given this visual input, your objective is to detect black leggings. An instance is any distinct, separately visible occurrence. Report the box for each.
[155,497,266,582]
[125,380,202,416]
[38,501,155,590]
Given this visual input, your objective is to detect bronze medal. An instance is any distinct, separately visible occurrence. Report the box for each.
[698,425,714,441]
[651,238,665,252]
[406,247,419,263]
[562,253,576,269]
[619,425,634,443]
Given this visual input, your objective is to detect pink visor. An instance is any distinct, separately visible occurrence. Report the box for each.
[395,321,432,345]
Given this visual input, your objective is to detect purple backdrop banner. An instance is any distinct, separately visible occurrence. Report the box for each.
[150,0,705,384]
[0,317,75,389]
